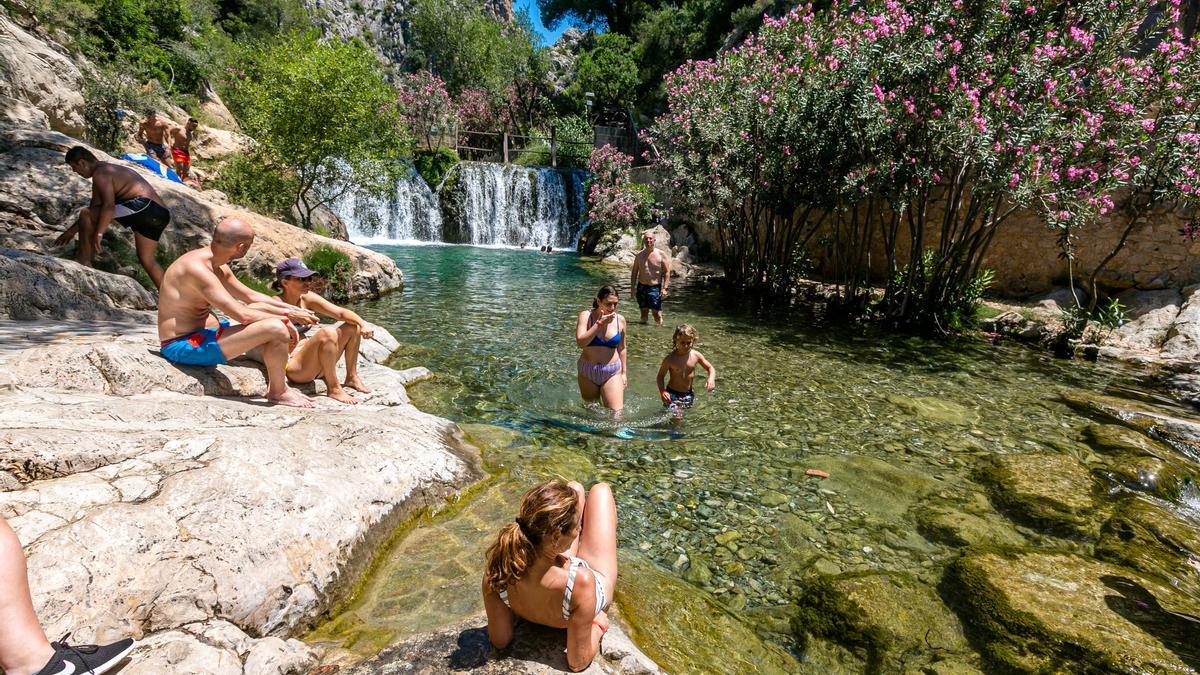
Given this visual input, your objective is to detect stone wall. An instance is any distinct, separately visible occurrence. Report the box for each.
[847,195,1199,296]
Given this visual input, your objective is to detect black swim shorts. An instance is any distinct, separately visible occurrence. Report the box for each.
[113,197,170,241]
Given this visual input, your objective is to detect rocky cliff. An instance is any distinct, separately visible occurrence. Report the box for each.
[304,0,516,69]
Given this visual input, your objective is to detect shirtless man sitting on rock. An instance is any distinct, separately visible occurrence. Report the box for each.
[57,146,171,288]
[157,217,320,408]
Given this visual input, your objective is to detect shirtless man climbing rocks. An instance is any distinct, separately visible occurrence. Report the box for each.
[157,217,320,408]
[629,229,671,325]
[136,110,174,168]
[57,146,171,287]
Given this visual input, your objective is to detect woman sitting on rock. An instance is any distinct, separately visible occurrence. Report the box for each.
[483,480,618,672]
[273,257,373,405]
[576,285,627,413]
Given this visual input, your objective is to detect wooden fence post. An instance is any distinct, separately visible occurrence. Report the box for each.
[551,126,557,168]
[503,133,509,164]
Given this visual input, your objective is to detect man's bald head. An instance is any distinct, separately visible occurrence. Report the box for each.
[212,218,254,247]
[211,217,255,260]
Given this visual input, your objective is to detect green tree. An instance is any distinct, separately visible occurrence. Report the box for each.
[569,33,640,108]
[224,33,411,229]
[406,0,507,94]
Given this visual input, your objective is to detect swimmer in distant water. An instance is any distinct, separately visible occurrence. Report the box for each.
[575,285,627,413]
[656,324,716,417]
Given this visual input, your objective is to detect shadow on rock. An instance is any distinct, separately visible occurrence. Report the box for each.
[1101,574,1200,671]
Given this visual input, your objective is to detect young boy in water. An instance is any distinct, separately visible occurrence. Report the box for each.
[657,324,717,415]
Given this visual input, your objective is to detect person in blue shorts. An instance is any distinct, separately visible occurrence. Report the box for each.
[157,218,320,408]
[629,230,671,326]
[656,324,717,417]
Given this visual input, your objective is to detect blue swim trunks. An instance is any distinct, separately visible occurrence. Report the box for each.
[160,321,229,366]
[664,386,695,409]
[636,283,662,311]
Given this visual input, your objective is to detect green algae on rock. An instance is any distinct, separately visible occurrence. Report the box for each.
[792,571,977,674]
[615,554,804,675]
[973,452,1102,536]
[1061,390,1200,456]
[1096,497,1200,611]
[1084,422,1176,457]
[916,505,1027,549]
[811,454,940,520]
[947,549,1200,673]
[885,394,981,426]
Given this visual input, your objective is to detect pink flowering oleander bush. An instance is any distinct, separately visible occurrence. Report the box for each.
[396,70,458,150]
[582,145,657,253]
[650,0,1200,333]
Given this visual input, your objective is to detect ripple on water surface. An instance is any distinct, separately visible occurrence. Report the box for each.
[310,244,1200,673]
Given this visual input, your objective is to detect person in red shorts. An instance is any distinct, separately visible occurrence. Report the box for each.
[169,118,198,183]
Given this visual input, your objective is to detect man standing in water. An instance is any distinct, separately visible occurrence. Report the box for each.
[136,110,174,169]
[629,229,671,325]
[157,217,319,408]
[57,146,171,287]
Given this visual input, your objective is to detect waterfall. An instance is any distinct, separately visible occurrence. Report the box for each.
[332,161,589,248]
[330,166,442,243]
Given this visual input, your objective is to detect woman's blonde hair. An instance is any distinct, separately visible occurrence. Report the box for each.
[484,480,579,592]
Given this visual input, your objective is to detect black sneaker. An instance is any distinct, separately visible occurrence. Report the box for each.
[34,636,135,675]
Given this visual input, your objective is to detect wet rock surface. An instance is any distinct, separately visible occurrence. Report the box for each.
[948,549,1200,673]
[974,452,1101,535]
[793,571,977,673]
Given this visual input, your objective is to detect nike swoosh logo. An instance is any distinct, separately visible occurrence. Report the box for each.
[47,662,75,675]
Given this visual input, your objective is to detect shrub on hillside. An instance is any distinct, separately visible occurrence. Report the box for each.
[303,245,353,302]
[414,147,460,187]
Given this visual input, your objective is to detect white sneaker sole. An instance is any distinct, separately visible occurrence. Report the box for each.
[86,641,136,675]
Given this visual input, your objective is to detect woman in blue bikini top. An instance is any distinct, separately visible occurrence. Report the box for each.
[482,479,620,672]
[575,285,627,413]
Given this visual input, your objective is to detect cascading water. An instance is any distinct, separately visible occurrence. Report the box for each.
[333,161,589,248]
[328,166,442,242]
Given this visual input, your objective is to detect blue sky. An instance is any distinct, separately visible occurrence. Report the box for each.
[515,0,569,45]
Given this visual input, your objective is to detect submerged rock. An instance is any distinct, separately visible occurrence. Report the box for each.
[1061,390,1200,457]
[946,549,1200,673]
[809,454,939,520]
[916,506,1026,549]
[973,452,1101,536]
[792,571,976,673]
[1096,497,1200,609]
[615,554,802,675]
[885,394,980,426]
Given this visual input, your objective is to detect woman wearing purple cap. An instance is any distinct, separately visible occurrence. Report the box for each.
[273,257,374,404]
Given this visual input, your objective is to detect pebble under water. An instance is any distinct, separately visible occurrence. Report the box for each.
[307,244,1200,673]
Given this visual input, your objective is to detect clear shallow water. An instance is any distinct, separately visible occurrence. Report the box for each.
[312,244,1200,672]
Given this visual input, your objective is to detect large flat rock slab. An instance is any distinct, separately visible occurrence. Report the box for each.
[0,330,480,674]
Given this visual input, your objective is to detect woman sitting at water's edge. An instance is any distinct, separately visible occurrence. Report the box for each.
[576,285,627,413]
[483,480,619,672]
[273,257,374,404]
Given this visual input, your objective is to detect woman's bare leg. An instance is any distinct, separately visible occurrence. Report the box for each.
[577,370,601,403]
[339,323,371,393]
[575,483,618,600]
[0,517,54,675]
[564,480,586,557]
[598,371,624,413]
[288,329,356,404]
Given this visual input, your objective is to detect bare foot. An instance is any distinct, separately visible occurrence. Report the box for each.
[328,386,359,405]
[344,375,372,394]
[267,387,315,408]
